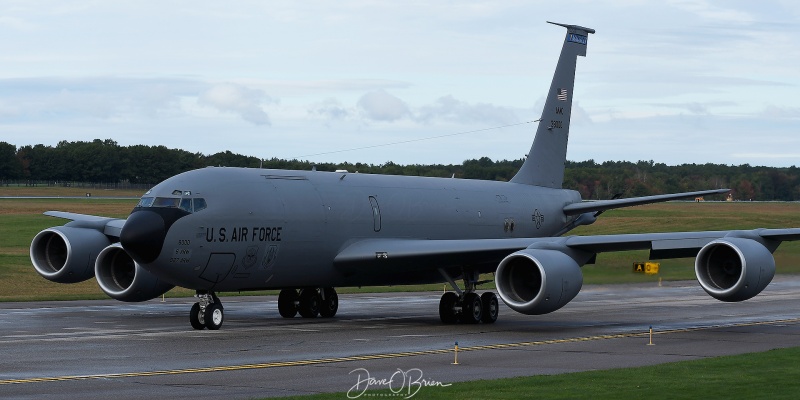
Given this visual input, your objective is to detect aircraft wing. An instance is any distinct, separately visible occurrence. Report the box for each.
[334,228,800,274]
[43,211,127,238]
[562,189,730,216]
[562,228,800,258]
[334,237,537,273]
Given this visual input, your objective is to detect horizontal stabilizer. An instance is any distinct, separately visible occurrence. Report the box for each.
[562,189,730,216]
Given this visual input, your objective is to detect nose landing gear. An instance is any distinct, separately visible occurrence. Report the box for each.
[190,291,224,330]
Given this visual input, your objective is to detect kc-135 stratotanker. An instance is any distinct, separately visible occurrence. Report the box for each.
[30,22,800,330]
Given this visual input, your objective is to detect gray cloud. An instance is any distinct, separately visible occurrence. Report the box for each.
[416,95,518,125]
[761,104,800,119]
[0,77,203,120]
[357,90,410,121]
[308,98,349,121]
[198,83,273,125]
[0,77,279,126]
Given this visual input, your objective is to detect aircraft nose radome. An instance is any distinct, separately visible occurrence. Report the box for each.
[120,210,166,265]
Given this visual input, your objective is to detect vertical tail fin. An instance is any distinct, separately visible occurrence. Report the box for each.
[510,22,594,188]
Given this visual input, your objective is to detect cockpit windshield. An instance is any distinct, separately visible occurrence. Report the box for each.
[137,192,207,213]
[153,197,180,208]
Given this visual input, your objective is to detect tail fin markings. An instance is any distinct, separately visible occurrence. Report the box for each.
[510,22,595,188]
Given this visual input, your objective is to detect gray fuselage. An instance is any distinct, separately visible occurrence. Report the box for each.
[138,167,581,291]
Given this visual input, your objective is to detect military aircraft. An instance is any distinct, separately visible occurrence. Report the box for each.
[30,22,800,330]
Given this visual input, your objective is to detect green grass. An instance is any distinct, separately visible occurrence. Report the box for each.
[0,184,144,198]
[276,346,800,400]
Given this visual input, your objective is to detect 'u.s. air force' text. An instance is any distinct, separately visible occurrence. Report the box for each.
[205,227,282,243]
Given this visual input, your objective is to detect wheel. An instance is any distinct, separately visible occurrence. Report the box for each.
[278,289,298,318]
[204,303,224,330]
[481,292,499,324]
[319,287,338,318]
[189,302,205,330]
[439,292,459,324]
[462,293,482,324]
[298,288,320,318]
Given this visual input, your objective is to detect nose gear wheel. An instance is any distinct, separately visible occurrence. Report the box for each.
[189,291,223,330]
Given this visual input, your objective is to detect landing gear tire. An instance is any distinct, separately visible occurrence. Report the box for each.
[204,303,224,330]
[438,290,499,324]
[480,292,499,324]
[461,292,483,324]
[189,291,224,330]
[298,288,320,318]
[190,302,205,330]
[319,287,338,318]
[278,289,299,318]
[439,292,460,324]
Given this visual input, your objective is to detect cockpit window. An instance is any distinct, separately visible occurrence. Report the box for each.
[137,194,207,213]
[137,197,154,208]
[152,197,180,208]
[179,198,193,213]
[193,198,207,212]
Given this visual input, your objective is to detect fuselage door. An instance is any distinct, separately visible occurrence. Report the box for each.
[369,196,381,232]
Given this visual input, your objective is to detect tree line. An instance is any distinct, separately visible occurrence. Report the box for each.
[0,139,798,200]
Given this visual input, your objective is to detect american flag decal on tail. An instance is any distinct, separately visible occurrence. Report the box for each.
[556,88,568,101]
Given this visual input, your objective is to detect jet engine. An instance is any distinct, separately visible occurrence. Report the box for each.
[695,237,775,302]
[495,249,583,315]
[95,243,174,302]
[30,226,110,283]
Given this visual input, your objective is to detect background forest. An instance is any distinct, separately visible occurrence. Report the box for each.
[0,139,798,201]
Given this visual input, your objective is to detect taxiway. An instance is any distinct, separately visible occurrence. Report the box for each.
[2,276,800,399]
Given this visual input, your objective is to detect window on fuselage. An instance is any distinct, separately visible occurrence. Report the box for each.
[179,198,193,213]
[137,195,207,213]
[152,197,180,208]
[137,197,154,208]
[193,198,207,212]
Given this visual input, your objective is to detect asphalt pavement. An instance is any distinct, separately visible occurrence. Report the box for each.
[2,276,800,399]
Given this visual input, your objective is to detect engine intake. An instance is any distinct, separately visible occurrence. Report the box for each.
[95,244,174,302]
[695,237,775,302]
[30,227,110,283]
[495,249,583,315]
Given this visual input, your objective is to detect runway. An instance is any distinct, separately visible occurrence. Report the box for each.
[2,276,800,399]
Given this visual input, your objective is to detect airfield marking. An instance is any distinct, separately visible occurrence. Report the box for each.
[2,317,799,386]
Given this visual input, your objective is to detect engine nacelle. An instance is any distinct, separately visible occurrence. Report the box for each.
[495,249,583,315]
[95,244,174,302]
[695,237,775,302]
[30,226,111,283]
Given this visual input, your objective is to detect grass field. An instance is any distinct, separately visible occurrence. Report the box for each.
[1,197,799,301]
[0,185,144,198]
[276,346,800,400]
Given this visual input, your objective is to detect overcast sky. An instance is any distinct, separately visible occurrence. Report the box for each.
[1,1,798,167]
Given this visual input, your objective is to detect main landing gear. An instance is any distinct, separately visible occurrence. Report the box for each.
[438,269,499,324]
[190,291,224,330]
[278,287,338,319]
